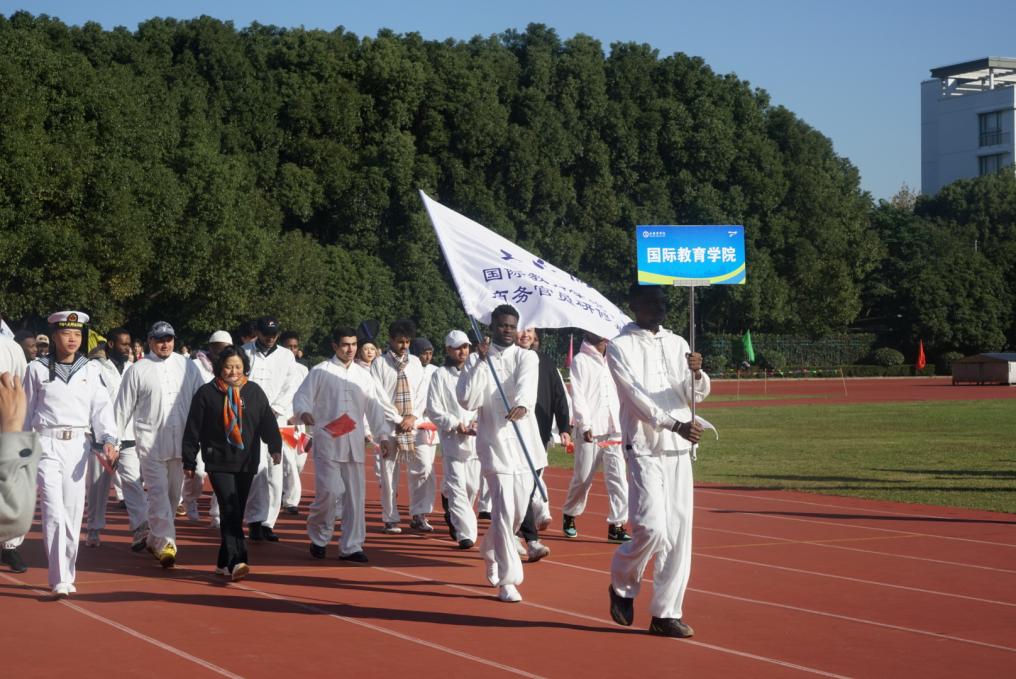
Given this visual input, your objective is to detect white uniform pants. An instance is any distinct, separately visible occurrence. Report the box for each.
[480,470,532,588]
[282,449,307,508]
[140,454,183,552]
[610,452,694,620]
[87,445,147,531]
[307,455,362,556]
[379,442,436,522]
[244,441,284,529]
[38,435,90,587]
[562,438,628,525]
[181,452,219,520]
[477,476,491,513]
[442,456,480,542]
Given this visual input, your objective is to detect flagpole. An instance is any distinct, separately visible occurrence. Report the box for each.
[688,285,698,462]
[469,316,548,502]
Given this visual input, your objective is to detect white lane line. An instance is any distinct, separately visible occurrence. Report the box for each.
[227,581,546,679]
[542,559,1016,655]
[0,572,243,678]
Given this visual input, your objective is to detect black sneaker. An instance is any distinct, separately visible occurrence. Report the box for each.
[562,514,577,538]
[339,551,368,563]
[477,511,491,520]
[442,495,457,540]
[261,525,280,542]
[248,522,263,542]
[457,538,474,550]
[608,524,631,542]
[309,543,326,559]
[649,617,694,638]
[608,585,633,626]
[1,547,27,574]
[284,505,299,515]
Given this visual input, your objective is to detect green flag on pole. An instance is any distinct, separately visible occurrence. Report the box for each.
[742,330,755,363]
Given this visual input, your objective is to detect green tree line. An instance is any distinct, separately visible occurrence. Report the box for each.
[0,13,1012,357]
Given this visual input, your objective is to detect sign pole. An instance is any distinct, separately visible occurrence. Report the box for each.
[673,281,708,461]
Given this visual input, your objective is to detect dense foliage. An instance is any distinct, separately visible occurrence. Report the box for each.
[0,13,1011,359]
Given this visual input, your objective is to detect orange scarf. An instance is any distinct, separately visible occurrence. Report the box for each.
[215,376,248,448]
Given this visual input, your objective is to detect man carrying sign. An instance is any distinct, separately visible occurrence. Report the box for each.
[294,327,401,562]
[606,285,710,638]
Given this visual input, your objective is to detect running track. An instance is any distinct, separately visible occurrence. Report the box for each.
[3,378,1015,678]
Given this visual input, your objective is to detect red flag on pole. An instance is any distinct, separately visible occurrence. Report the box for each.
[916,340,927,370]
[565,333,574,369]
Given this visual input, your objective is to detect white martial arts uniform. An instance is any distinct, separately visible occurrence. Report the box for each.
[427,363,480,542]
[115,352,203,552]
[606,323,710,620]
[562,340,628,525]
[241,342,300,530]
[86,357,148,533]
[457,343,545,588]
[282,361,310,509]
[24,357,118,588]
[180,354,220,522]
[1,336,28,551]
[293,356,400,556]
[371,351,433,523]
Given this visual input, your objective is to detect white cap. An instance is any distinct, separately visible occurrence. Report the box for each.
[444,329,470,348]
[47,311,89,328]
[208,330,233,345]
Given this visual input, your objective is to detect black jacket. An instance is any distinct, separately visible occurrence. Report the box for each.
[533,351,570,446]
[182,381,283,474]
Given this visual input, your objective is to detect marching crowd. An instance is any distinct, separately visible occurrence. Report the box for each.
[0,284,709,638]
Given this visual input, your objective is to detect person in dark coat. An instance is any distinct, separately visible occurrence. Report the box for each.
[182,346,282,581]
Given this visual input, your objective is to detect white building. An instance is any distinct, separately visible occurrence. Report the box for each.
[921,57,1016,195]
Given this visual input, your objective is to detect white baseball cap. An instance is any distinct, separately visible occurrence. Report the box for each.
[444,330,470,348]
[208,330,233,345]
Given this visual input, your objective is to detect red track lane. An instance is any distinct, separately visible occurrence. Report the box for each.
[704,376,1016,406]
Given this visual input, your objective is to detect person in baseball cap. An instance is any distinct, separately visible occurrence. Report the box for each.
[147,321,176,340]
[256,316,280,336]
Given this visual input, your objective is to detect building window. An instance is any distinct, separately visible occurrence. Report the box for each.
[978,153,1009,176]
[979,111,1004,146]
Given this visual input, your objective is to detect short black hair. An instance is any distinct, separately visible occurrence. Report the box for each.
[13,329,34,344]
[331,326,358,344]
[279,330,300,344]
[628,283,665,304]
[490,304,520,323]
[106,327,130,344]
[236,320,257,338]
[389,318,416,339]
[213,345,250,377]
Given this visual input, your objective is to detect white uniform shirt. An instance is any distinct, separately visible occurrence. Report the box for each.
[115,352,203,460]
[96,357,134,440]
[23,358,117,444]
[242,342,300,426]
[570,341,621,438]
[456,343,546,474]
[0,336,26,379]
[371,351,428,420]
[292,356,400,464]
[606,323,710,455]
[192,352,215,384]
[426,364,477,461]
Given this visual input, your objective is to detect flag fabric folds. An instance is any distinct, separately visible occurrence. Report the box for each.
[916,339,926,370]
[565,334,574,369]
[742,329,755,363]
[420,191,631,339]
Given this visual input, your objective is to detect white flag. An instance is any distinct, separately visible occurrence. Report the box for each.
[420,191,631,339]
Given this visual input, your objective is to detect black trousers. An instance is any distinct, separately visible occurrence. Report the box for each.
[209,471,255,570]
[518,467,544,543]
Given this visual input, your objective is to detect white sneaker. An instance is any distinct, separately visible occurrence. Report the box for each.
[383,522,402,535]
[85,529,101,547]
[52,583,72,599]
[498,584,522,603]
[214,566,230,576]
[527,540,550,562]
[537,515,552,532]
[209,517,221,529]
[185,501,200,522]
[516,536,527,556]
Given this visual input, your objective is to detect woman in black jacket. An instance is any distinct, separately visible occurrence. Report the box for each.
[183,346,282,580]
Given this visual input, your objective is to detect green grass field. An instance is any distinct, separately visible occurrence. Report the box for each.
[547,400,1016,514]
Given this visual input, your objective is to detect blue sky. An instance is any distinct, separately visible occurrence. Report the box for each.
[6,1,1016,200]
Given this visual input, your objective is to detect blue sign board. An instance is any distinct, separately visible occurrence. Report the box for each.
[636,225,746,285]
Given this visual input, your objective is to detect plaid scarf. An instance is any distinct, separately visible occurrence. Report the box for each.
[215,376,248,449]
[390,351,415,462]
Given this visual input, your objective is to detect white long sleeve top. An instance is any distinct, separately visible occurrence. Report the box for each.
[456,342,546,474]
[242,342,300,426]
[23,358,117,445]
[370,351,428,420]
[606,323,710,456]
[570,340,621,438]
[115,352,203,460]
[0,336,26,379]
[292,356,400,464]
[426,364,477,461]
